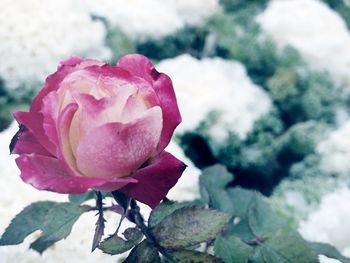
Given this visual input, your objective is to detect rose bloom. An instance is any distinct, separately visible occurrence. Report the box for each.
[10,54,186,208]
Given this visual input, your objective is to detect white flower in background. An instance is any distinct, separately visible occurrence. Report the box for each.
[84,0,220,40]
[157,54,271,142]
[170,0,220,26]
[317,120,350,175]
[0,0,110,92]
[319,255,342,263]
[299,188,350,257]
[257,0,350,87]
[166,141,201,201]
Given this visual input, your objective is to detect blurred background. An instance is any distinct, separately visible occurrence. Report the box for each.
[1,0,350,262]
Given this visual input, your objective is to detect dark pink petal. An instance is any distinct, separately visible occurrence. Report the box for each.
[117,54,181,152]
[19,57,105,156]
[10,125,51,156]
[41,91,60,148]
[16,154,136,194]
[84,64,132,80]
[119,151,186,208]
[13,58,83,156]
[76,106,162,178]
[152,73,181,151]
[117,54,155,84]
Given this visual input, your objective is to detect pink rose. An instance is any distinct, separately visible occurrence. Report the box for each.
[10,54,186,208]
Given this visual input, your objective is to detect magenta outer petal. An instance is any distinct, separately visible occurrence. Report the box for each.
[16,154,137,194]
[11,125,51,156]
[117,54,181,152]
[153,74,181,151]
[13,59,83,156]
[118,151,186,208]
[117,54,156,84]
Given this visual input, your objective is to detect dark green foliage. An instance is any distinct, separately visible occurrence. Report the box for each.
[220,0,268,13]
[267,67,339,126]
[208,13,302,87]
[136,27,208,61]
[166,250,223,263]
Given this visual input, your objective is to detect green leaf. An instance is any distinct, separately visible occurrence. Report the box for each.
[123,240,160,263]
[0,201,56,245]
[259,228,318,263]
[30,202,89,253]
[227,187,258,218]
[99,227,143,255]
[214,235,254,263]
[199,165,235,214]
[68,191,95,204]
[214,188,318,263]
[229,191,285,241]
[149,200,189,228]
[167,250,224,263]
[152,206,231,249]
[309,242,350,263]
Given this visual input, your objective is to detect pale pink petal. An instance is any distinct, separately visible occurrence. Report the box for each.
[119,151,187,208]
[16,154,136,194]
[76,106,162,178]
[57,103,80,175]
[69,89,136,156]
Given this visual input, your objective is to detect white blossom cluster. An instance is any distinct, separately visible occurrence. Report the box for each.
[257,0,350,87]
[317,120,350,176]
[83,0,220,40]
[157,54,272,143]
[0,0,111,92]
[299,188,350,260]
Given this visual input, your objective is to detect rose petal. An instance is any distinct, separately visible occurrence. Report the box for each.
[153,73,181,151]
[117,54,181,152]
[12,58,83,156]
[118,151,187,208]
[16,154,136,194]
[117,54,156,84]
[69,88,136,156]
[20,57,106,156]
[76,106,162,178]
[10,125,51,156]
[41,91,60,148]
[57,103,80,175]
